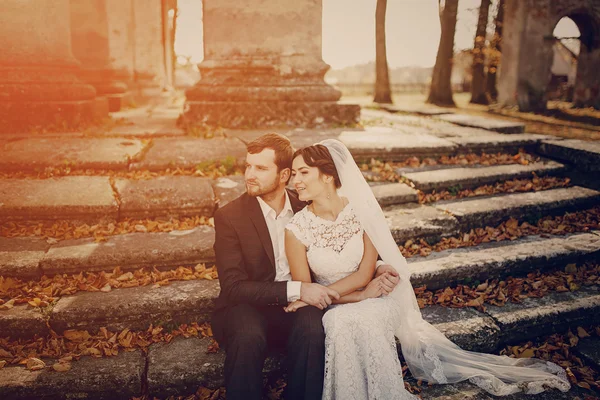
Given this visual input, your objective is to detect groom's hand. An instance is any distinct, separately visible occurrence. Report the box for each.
[375,264,400,295]
[300,283,340,310]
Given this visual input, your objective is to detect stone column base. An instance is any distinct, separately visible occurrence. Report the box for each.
[181,101,360,129]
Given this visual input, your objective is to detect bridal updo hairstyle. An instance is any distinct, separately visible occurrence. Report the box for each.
[293,145,342,189]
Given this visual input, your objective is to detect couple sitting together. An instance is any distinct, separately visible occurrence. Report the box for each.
[211,133,570,400]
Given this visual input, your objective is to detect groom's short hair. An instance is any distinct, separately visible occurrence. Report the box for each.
[246,133,294,172]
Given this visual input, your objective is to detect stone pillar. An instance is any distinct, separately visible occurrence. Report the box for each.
[0,0,104,133]
[131,0,169,101]
[183,0,359,128]
[571,12,600,109]
[498,0,555,111]
[70,0,133,112]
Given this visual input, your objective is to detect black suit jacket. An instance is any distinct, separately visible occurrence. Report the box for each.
[213,189,307,312]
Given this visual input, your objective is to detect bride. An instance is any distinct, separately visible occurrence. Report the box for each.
[283,140,570,400]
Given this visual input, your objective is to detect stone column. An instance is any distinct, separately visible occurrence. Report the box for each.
[570,12,600,109]
[131,0,169,101]
[183,0,359,128]
[0,0,104,133]
[498,0,555,111]
[70,0,133,112]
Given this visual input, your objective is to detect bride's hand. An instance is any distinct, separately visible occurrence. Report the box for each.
[360,273,389,300]
[284,300,309,313]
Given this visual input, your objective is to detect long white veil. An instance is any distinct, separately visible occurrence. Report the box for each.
[320,139,570,396]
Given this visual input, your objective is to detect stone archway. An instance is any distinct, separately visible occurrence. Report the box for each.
[498,0,600,111]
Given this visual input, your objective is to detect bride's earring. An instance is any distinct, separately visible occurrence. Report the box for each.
[327,191,331,200]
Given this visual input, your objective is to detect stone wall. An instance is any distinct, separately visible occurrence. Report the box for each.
[499,0,600,110]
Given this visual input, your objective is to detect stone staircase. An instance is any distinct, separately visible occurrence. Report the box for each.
[1,105,600,399]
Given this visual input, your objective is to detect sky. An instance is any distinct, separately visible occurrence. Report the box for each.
[175,0,580,70]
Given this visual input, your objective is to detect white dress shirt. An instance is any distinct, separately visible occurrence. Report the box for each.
[256,192,302,302]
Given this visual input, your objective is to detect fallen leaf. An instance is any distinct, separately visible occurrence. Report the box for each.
[26,357,46,371]
[577,327,591,338]
[52,362,71,372]
[0,299,15,310]
[63,330,91,342]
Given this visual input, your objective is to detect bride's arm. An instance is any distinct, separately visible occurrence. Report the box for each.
[286,230,380,304]
[327,232,379,303]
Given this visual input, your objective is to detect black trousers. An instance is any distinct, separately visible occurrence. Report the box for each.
[212,303,325,400]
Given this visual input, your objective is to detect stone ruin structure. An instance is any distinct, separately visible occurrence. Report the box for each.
[498,0,600,111]
[3,0,598,133]
[0,0,358,133]
[0,0,174,133]
[181,0,360,128]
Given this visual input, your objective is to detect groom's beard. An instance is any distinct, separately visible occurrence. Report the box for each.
[246,177,279,198]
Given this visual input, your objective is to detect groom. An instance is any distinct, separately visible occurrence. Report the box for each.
[212,133,400,400]
[212,133,339,400]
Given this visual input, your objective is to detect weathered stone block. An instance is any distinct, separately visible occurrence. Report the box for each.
[114,176,216,219]
[340,127,457,161]
[0,138,144,171]
[0,349,144,400]
[403,161,565,192]
[41,226,215,276]
[212,175,246,208]
[437,186,600,230]
[131,137,247,171]
[408,233,600,290]
[0,177,118,223]
[437,114,525,134]
[538,139,600,172]
[0,304,48,339]
[0,237,48,278]
[371,182,419,206]
[384,203,459,244]
[50,279,220,334]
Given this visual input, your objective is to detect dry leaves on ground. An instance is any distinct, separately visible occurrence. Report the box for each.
[0,322,215,369]
[0,215,214,242]
[0,264,217,308]
[415,263,600,312]
[418,176,571,204]
[500,325,600,391]
[361,150,538,183]
[0,160,244,181]
[400,206,600,259]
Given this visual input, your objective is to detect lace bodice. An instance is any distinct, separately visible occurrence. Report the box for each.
[286,204,364,286]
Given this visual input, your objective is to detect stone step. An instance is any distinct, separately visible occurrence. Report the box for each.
[340,126,548,162]
[402,161,566,192]
[0,137,247,172]
[379,103,454,116]
[370,182,419,206]
[0,176,217,223]
[0,138,146,171]
[384,203,460,244]
[0,177,119,223]
[0,174,416,225]
[3,288,598,399]
[436,114,526,134]
[360,109,549,155]
[3,231,599,340]
[0,226,216,279]
[436,186,600,231]
[408,231,600,290]
[538,139,600,172]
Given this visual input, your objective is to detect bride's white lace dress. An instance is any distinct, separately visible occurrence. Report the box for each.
[287,204,417,400]
[287,203,570,400]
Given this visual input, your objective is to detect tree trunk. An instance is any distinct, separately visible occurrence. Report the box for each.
[427,0,459,107]
[485,0,504,102]
[373,0,392,104]
[470,0,491,104]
